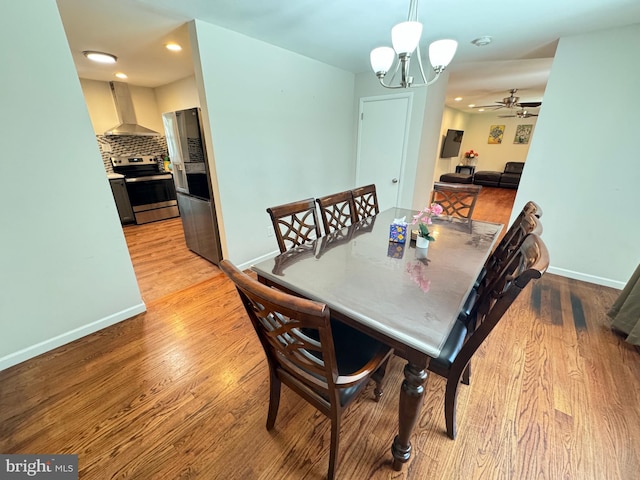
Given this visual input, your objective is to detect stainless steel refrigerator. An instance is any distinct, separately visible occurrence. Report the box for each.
[162,107,222,265]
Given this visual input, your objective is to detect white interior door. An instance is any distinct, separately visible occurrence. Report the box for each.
[355,94,412,210]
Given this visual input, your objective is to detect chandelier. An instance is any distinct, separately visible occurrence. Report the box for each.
[370,0,457,89]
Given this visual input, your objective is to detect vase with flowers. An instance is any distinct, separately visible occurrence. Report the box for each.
[411,203,443,249]
[463,149,479,166]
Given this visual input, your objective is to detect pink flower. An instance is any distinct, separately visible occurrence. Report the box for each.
[411,202,442,241]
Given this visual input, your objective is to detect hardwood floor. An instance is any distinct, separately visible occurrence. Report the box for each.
[121,217,221,302]
[2,188,639,479]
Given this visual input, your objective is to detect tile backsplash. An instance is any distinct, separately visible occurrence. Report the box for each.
[98,135,169,173]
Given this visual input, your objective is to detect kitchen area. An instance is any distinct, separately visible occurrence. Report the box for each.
[81,76,223,267]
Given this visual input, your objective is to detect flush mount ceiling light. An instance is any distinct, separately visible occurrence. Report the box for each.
[454,97,463,101]
[83,51,117,64]
[370,0,457,89]
[115,72,128,79]
[165,43,182,52]
[471,36,493,47]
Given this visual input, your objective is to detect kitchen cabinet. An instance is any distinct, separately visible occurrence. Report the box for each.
[109,178,135,224]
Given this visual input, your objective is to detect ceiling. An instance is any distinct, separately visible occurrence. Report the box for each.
[56,0,640,113]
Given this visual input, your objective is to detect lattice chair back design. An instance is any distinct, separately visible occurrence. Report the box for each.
[267,198,322,253]
[427,233,549,439]
[316,191,357,235]
[351,184,380,221]
[430,182,482,223]
[219,260,393,480]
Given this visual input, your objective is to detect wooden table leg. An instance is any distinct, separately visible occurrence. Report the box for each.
[391,361,428,470]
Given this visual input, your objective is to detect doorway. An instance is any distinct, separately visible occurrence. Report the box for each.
[355,93,412,210]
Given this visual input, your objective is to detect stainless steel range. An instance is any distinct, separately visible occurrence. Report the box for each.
[111,155,179,224]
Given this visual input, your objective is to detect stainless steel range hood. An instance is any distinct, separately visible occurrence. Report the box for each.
[104,81,160,136]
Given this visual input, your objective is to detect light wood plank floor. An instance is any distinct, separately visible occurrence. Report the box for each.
[2,188,638,479]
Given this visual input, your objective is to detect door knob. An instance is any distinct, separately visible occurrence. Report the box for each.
[392,178,399,184]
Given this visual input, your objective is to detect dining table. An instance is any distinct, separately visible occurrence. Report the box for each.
[252,207,503,470]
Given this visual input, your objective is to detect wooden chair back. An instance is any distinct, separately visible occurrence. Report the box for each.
[220,260,340,409]
[316,190,357,235]
[351,184,379,221]
[219,259,393,479]
[480,213,542,294]
[430,182,482,222]
[523,200,543,218]
[267,198,322,253]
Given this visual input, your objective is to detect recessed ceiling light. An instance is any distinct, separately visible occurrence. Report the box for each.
[471,36,493,47]
[468,104,475,108]
[454,97,463,102]
[165,43,182,52]
[83,51,117,64]
[478,108,485,112]
[115,72,128,79]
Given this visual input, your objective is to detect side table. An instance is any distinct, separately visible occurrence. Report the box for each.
[455,165,476,175]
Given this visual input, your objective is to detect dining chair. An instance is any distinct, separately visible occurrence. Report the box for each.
[351,184,379,221]
[428,233,549,439]
[430,182,482,224]
[316,190,357,235]
[456,210,542,386]
[267,198,322,253]
[465,201,543,301]
[219,260,394,480]
[523,200,543,219]
[476,212,543,296]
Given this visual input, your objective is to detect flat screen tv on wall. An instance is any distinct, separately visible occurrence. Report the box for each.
[440,129,464,158]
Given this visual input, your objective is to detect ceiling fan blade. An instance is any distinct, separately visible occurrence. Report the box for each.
[518,102,542,108]
[498,115,516,118]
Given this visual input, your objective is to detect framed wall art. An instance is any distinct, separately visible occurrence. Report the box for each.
[488,125,505,144]
[514,124,533,144]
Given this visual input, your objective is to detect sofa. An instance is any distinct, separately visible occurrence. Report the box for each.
[473,162,524,189]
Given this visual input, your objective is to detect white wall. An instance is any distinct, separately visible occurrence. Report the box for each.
[191,20,357,267]
[155,75,201,114]
[413,74,449,210]
[514,23,640,288]
[459,113,536,172]
[434,107,470,180]
[0,1,145,370]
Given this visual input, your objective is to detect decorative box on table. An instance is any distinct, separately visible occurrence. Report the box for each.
[389,223,407,243]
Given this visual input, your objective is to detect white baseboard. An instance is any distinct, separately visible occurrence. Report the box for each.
[548,266,624,290]
[237,249,280,272]
[0,303,147,372]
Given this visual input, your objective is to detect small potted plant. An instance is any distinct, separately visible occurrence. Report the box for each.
[411,203,443,249]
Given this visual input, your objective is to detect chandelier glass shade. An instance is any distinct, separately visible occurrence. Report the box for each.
[370,0,457,89]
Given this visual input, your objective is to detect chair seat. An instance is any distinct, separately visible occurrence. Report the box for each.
[457,289,479,326]
[306,319,391,406]
[429,319,468,370]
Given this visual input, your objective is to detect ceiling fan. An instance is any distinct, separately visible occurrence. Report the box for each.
[475,89,542,110]
[499,109,539,118]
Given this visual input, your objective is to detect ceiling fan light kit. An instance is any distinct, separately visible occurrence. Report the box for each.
[370,0,457,89]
